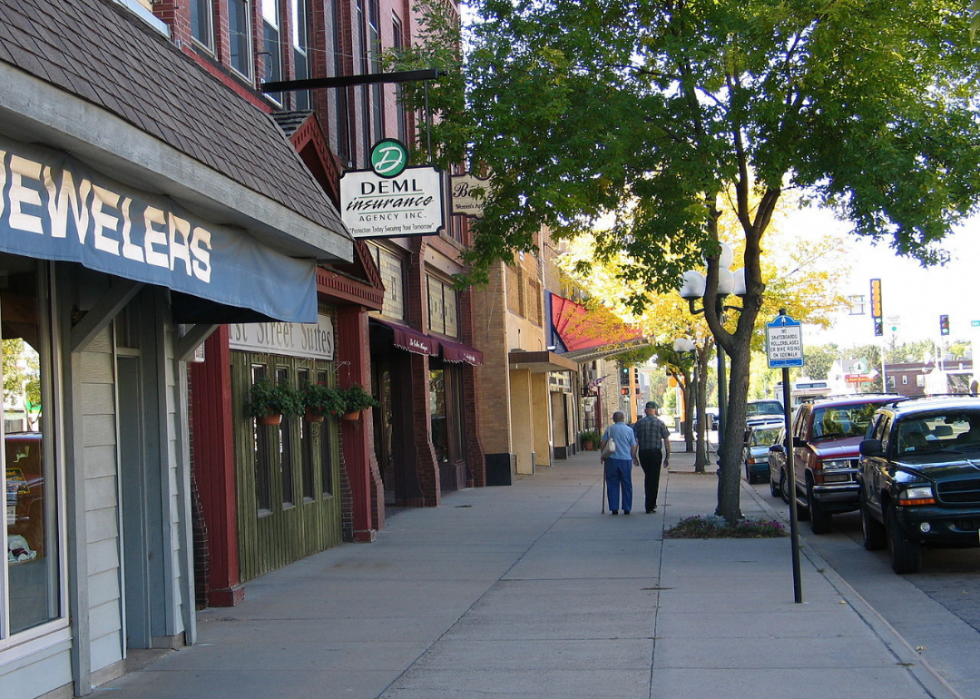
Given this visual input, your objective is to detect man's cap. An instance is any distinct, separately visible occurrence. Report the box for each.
[645,401,659,410]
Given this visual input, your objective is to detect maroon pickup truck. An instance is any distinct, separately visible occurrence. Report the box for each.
[769,395,905,534]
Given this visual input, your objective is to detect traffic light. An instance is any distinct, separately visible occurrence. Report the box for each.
[620,387,629,395]
[870,279,883,336]
[619,365,629,385]
[940,314,950,336]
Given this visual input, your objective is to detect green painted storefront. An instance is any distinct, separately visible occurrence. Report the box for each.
[231,350,344,582]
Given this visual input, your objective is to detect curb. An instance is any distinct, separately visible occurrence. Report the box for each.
[741,478,964,699]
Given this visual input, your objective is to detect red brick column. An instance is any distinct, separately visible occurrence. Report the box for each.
[336,305,382,540]
[190,326,245,607]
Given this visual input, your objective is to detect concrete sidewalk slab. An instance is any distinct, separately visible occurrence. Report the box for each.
[94,446,965,699]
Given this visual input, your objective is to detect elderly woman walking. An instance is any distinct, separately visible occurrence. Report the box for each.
[600,411,639,514]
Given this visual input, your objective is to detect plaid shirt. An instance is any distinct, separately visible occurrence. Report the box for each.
[633,415,669,451]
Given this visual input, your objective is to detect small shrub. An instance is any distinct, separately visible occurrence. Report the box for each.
[664,515,787,539]
[301,382,344,418]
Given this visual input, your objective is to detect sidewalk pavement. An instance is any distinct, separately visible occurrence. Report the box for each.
[95,446,965,699]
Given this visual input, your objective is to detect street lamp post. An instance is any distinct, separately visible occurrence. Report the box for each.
[673,337,707,469]
[678,243,746,475]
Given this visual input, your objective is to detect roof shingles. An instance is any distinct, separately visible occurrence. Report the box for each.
[0,0,345,237]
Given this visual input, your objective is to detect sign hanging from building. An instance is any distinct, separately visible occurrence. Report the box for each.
[229,314,335,361]
[450,172,492,219]
[0,135,318,322]
[340,139,445,239]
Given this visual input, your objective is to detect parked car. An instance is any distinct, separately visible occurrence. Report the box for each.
[858,396,980,574]
[768,394,905,534]
[767,424,789,500]
[743,420,783,484]
[746,399,784,427]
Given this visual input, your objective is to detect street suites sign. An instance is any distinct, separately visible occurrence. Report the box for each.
[340,139,445,238]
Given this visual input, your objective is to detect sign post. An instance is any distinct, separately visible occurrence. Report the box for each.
[766,309,804,604]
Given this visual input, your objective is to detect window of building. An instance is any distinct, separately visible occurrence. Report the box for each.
[427,275,458,338]
[190,0,214,51]
[2,258,62,641]
[229,0,253,78]
[299,369,315,501]
[506,266,522,316]
[392,13,407,144]
[527,278,542,326]
[317,370,334,496]
[902,375,909,385]
[291,0,312,110]
[251,364,272,512]
[276,366,295,507]
[916,374,925,387]
[368,0,383,143]
[262,0,284,103]
[368,244,406,321]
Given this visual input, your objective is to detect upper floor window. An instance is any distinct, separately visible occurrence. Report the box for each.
[291,0,312,110]
[262,0,284,103]
[427,275,459,338]
[229,0,253,79]
[368,243,406,321]
[392,13,407,144]
[190,0,214,51]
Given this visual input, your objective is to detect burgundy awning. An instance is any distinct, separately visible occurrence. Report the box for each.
[371,319,438,356]
[440,339,484,366]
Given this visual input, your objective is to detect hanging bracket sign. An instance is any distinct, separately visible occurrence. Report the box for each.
[766,313,805,369]
[340,139,445,239]
[450,172,491,219]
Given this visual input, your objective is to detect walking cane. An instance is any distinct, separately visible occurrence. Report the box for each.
[601,458,606,514]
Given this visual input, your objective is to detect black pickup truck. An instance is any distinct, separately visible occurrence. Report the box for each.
[858,396,980,574]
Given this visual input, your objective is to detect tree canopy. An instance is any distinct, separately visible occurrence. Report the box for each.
[398,0,980,521]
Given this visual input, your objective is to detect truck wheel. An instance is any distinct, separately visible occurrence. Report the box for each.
[807,479,832,534]
[779,469,790,504]
[860,493,886,551]
[769,472,780,498]
[887,505,921,574]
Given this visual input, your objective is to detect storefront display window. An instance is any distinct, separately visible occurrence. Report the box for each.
[2,255,61,639]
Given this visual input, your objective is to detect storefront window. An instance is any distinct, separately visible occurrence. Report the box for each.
[317,370,334,496]
[429,369,448,464]
[251,364,272,513]
[277,367,295,507]
[2,255,61,637]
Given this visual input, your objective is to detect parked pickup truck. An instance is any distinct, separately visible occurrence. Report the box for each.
[768,394,905,534]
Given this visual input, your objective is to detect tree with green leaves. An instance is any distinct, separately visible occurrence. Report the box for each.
[450,1,980,523]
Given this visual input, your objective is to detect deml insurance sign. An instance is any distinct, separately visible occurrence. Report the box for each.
[340,166,444,238]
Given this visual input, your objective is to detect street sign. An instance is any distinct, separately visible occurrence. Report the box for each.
[766,313,804,368]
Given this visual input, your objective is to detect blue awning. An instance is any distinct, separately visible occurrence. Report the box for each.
[0,136,317,323]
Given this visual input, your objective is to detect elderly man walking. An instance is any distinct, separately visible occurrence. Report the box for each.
[633,401,671,513]
[600,411,639,514]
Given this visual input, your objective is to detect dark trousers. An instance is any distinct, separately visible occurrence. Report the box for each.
[637,448,664,512]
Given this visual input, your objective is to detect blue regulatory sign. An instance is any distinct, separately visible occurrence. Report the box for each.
[766,314,805,369]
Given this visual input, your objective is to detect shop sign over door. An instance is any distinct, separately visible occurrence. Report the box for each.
[229,314,335,361]
[0,136,318,323]
[339,140,445,239]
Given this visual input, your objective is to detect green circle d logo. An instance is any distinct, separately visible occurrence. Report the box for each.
[370,139,409,178]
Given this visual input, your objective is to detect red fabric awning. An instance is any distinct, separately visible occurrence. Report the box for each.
[551,294,643,352]
[440,339,484,366]
[371,319,438,356]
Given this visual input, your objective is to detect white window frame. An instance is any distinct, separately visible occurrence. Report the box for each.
[261,0,283,105]
[0,263,69,653]
[228,0,253,80]
[190,0,215,53]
